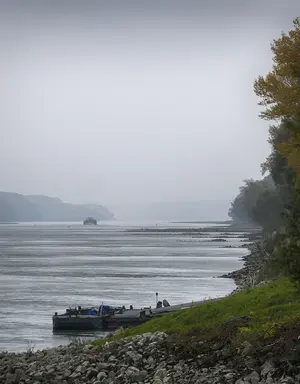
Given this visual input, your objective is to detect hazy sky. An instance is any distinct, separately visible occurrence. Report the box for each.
[0,1,299,205]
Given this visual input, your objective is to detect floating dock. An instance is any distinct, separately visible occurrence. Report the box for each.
[52,299,216,332]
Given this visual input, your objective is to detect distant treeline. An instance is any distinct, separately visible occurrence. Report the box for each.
[0,192,114,222]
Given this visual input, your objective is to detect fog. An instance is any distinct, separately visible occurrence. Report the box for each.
[0,1,299,211]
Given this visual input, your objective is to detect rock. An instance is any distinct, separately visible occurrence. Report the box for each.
[154,368,168,380]
[244,358,260,372]
[261,359,276,377]
[132,369,148,382]
[33,372,43,381]
[69,371,81,379]
[126,366,140,376]
[221,346,235,359]
[63,369,72,378]
[241,341,255,357]
[244,371,260,384]
[97,362,111,370]
[83,344,94,352]
[87,368,98,379]
[97,371,108,380]
[108,370,116,379]
[224,372,235,381]
[265,378,275,384]
[126,350,143,364]
[279,377,295,384]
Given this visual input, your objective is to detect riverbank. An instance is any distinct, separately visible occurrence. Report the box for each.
[220,241,267,290]
[2,278,300,383]
[3,224,283,383]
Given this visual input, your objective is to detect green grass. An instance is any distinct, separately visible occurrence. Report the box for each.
[92,277,300,346]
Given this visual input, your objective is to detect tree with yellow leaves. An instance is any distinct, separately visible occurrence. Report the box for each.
[254,18,300,187]
[254,18,300,122]
[254,18,300,280]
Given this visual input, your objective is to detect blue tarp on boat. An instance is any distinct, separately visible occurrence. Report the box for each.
[88,309,97,316]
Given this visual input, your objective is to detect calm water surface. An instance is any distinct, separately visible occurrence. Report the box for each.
[0,221,248,352]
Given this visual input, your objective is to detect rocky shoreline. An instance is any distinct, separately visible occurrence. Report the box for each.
[220,239,267,291]
[2,329,300,384]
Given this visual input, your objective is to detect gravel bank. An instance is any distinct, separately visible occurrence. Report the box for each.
[220,240,267,290]
[2,330,299,384]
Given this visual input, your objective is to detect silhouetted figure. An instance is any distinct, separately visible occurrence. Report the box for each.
[163,299,170,307]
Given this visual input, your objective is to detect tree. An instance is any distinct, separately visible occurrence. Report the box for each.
[254,18,300,122]
[254,17,300,280]
[228,176,281,230]
[254,18,300,187]
[252,189,284,233]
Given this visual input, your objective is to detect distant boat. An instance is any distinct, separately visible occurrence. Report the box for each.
[83,217,97,225]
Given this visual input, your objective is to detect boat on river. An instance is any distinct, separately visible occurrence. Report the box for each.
[83,217,97,225]
[52,304,152,331]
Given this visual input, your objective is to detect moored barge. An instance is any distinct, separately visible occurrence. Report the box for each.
[52,304,152,331]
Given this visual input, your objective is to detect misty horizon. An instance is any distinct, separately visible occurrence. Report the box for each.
[1,1,299,206]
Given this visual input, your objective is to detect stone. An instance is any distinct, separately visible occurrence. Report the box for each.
[132,369,148,382]
[46,368,55,375]
[87,368,98,379]
[33,372,43,381]
[279,378,295,384]
[126,366,140,376]
[83,344,93,352]
[107,370,116,379]
[244,371,260,384]
[245,358,260,372]
[221,346,235,359]
[261,359,276,377]
[63,369,72,378]
[76,365,84,373]
[224,372,235,381]
[97,371,107,380]
[241,341,255,357]
[69,371,81,379]
[97,362,111,370]
[154,368,168,380]
[265,378,275,384]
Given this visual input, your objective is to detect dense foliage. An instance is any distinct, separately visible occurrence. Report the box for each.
[228,176,284,232]
[230,17,300,280]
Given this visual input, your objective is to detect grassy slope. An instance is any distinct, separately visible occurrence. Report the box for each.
[93,277,300,346]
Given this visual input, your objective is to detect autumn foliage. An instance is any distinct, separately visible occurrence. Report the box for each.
[254,18,300,187]
[252,17,300,280]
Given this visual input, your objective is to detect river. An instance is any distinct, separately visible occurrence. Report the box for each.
[0,221,248,352]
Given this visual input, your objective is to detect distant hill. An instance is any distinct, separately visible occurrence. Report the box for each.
[0,192,114,222]
[0,192,41,222]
